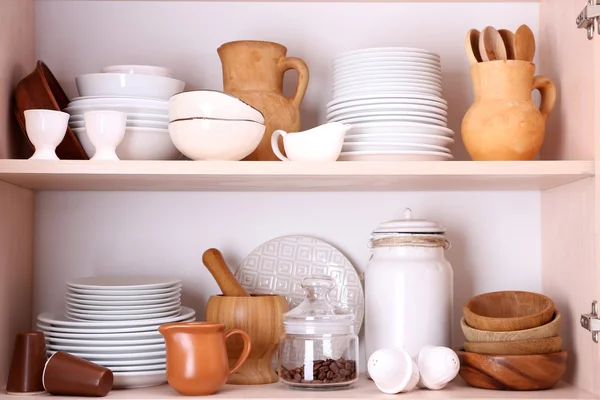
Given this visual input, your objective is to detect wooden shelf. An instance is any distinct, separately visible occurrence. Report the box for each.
[66,0,539,2]
[4,379,594,399]
[0,160,592,192]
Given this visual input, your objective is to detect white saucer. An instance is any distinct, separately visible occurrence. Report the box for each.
[69,112,169,122]
[47,336,164,346]
[335,47,440,61]
[114,370,166,389]
[46,350,166,359]
[327,93,447,109]
[38,306,195,327]
[109,364,165,372]
[47,343,165,353]
[327,104,448,120]
[38,325,165,337]
[65,104,168,115]
[347,121,454,137]
[342,142,451,154]
[345,133,454,147]
[333,60,441,71]
[66,276,181,290]
[334,86,442,98]
[70,119,168,130]
[333,55,441,66]
[66,304,180,315]
[66,291,180,301]
[69,97,169,107]
[339,150,453,161]
[334,73,442,87]
[66,299,180,311]
[331,115,447,126]
[65,308,180,321]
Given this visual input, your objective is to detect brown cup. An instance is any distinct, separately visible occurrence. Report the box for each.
[42,352,113,397]
[6,331,47,395]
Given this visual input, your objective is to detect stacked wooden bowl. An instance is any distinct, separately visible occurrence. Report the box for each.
[457,291,567,390]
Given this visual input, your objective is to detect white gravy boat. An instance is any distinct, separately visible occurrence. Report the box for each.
[271,122,351,161]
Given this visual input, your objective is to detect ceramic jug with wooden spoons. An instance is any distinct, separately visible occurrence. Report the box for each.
[218,40,309,161]
[461,60,556,160]
[159,322,251,396]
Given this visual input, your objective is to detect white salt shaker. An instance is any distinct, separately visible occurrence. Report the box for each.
[416,346,459,390]
[84,110,126,160]
[367,348,420,394]
[364,208,454,361]
[24,109,69,160]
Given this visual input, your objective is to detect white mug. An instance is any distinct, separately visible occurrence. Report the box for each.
[24,109,69,160]
[270,122,350,162]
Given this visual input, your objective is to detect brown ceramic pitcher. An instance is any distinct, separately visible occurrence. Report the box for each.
[218,40,309,161]
[462,60,556,160]
[159,322,251,396]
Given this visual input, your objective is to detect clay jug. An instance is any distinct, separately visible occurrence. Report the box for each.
[159,322,251,396]
[462,60,556,160]
[218,40,309,161]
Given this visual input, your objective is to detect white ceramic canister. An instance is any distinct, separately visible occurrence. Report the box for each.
[364,208,453,361]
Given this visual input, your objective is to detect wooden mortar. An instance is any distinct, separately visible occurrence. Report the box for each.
[206,294,289,385]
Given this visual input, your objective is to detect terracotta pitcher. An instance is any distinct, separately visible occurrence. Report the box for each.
[159,322,251,396]
[462,60,556,160]
[218,40,309,161]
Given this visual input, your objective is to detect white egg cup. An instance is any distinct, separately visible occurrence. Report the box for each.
[24,109,69,160]
[415,346,460,390]
[84,110,126,160]
[367,348,420,394]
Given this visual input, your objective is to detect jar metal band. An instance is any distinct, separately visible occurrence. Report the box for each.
[370,235,451,249]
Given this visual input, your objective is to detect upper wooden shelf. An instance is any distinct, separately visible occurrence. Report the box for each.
[0,160,592,192]
[68,0,539,2]
[2,380,593,400]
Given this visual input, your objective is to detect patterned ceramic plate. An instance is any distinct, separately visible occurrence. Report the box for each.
[235,235,364,334]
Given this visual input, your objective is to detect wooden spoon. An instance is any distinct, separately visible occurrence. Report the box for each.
[202,248,250,297]
[498,29,516,60]
[465,29,482,65]
[479,26,507,61]
[515,24,536,62]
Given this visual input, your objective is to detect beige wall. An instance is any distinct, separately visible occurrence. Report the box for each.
[0,0,34,159]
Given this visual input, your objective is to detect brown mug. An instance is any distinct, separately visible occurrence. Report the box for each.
[159,322,251,396]
[42,352,113,397]
[6,331,47,395]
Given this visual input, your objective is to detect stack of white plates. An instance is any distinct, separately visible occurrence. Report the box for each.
[37,276,196,389]
[328,47,455,161]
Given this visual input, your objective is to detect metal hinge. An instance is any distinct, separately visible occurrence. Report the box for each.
[580,301,600,342]
[577,0,600,40]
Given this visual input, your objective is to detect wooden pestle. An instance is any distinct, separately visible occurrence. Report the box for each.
[202,248,250,297]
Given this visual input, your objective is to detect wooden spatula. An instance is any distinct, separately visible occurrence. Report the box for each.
[202,248,250,297]
[515,24,536,62]
[465,29,482,65]
[479,26,508,61]
[498,29,516,60]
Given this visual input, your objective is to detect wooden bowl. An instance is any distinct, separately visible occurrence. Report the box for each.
[464,336,562,355]
[14,61,88,159]
[463,291,554,331]
[461,311,561,342]
[457,350,567,390]
[205,294,288,385]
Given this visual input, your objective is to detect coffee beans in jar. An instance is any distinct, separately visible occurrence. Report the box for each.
[280,358,357,386]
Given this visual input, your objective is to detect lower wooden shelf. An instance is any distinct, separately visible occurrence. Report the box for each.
[0,160,593,192]
[5,379,594,399]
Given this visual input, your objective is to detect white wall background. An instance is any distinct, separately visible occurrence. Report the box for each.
[35,0,539,161]
[33,1,542,368]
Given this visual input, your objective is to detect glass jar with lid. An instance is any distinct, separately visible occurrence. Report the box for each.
[365,208,453,362]
[278,275,359,390]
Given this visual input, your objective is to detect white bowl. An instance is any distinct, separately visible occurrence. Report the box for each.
[73,127,181,160]
[101,65,173,77]
[168,118,265,161]
[169,90,264,124]
[76,73,185,100]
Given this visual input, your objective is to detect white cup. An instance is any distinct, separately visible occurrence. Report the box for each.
[24,109,69,160]
[84,111,127,160]
[368,348,420,394]
[270,122,350,162]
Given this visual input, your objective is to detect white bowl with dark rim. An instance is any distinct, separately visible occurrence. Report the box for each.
[168,117,265,161]
[168,90,264,124]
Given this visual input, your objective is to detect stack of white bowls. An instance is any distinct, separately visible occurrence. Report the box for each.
[37,276,196,389]
[327,48,455,161]
[66,65,185,160]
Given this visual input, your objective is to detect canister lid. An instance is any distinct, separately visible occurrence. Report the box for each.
[373,208,446,234]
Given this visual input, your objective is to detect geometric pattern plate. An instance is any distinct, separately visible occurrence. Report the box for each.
[235,235,364,334]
